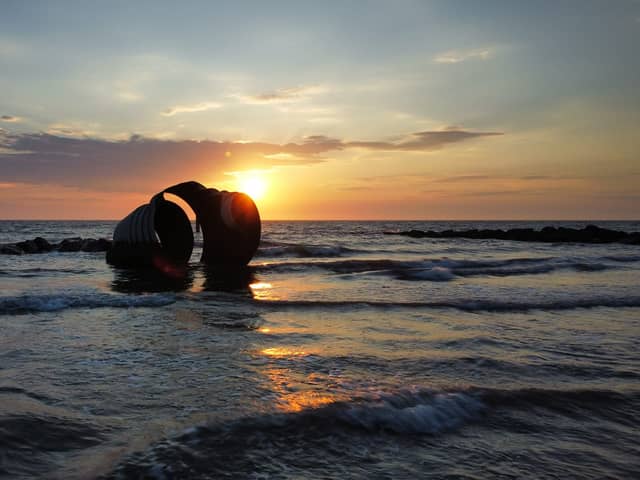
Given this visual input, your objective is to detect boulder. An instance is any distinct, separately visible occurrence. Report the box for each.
[81,238,112,252]
[58,237,83,252]
[16,239,39,253]
[34,237,53,252]
[1,244,23,255]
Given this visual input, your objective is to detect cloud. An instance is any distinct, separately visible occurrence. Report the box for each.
[460,190,533,197]
[162,102,223,116]
[434,48,493,64]
[345,128,502,151]
[46,123,98,137]
[234,85,327,105]
[1,115,22,123]
[0,127,502,192]
[435,175,492,183]
[116,91,143,102]
[0,132,331,192]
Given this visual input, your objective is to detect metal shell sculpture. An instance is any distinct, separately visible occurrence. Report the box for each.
[106,181,261,268]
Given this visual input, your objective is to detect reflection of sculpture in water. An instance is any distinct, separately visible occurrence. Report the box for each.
[200,265,256,293]
[111,267,194,294]
[110,264,256,294]
[107,180,261,269]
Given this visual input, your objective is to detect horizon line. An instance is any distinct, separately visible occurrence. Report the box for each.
[1,218,638,222]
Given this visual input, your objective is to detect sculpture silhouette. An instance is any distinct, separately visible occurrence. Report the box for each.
[106,181,261,269]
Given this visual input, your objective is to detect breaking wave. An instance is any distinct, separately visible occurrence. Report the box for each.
[0,291,176,314]
[254,255,623,281]
[105,386,639,479]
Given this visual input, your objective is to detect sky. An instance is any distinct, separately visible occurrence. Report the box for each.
[1,0,639,220]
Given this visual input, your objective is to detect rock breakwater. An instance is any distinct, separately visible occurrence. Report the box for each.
[384,225,640,244]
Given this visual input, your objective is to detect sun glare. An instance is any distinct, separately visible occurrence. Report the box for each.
[238,176,267,201]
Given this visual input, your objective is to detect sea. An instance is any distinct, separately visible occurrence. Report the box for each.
[1,220,639,479]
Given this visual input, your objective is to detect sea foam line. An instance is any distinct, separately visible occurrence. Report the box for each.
[0,291,176,314]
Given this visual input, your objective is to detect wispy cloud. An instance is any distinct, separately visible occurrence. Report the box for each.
[1,115,23,123]
[116,91,143,103]
[233,85,327,105]
[46,123,98,137]
[345,127,502,151]
[162,102,223,116]
[435,175,491,183]
[434,48,493,64]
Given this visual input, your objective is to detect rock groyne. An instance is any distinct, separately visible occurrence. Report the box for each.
[1,237,112,255]
[384,225,640,244]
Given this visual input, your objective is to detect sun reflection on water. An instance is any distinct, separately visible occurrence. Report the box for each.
[261,347,307,357]
[249,281,278,300]
[263,368,340,412]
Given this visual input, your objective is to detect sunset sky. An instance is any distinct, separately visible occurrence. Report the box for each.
[1,1,639,219]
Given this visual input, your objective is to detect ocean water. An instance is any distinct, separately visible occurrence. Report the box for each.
[1,220,639,479]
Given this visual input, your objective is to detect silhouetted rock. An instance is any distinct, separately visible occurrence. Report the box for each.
[384,225,640,245]
[621,233,640,245]
[16,239,39,253]
[0,237,112,255]
[34,237,53,252]
[1,245,23,255]
[81,238,112,252]
[58,237,83,252]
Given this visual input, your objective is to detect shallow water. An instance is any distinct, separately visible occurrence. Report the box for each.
[1,220,639,479]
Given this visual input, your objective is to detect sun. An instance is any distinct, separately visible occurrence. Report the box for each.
[238,176,267,201]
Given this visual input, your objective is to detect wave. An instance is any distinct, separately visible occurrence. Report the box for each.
[0,267,95,278]
[106,388,487,479]
[104,386,639,479]
[255,255,621,281]
[0,412,105,478]
[334,390,485,434]
[257,243,362,258]
[0,291,176,314]
[254,296,640,312]
[317,354,640,383]
[604,254,640,263]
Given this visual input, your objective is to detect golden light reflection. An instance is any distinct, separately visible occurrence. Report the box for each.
[249,281,277,300]
[264,368,340,412]
[261,347,307,357]
[258,327,271,333]
[284,392,336,412]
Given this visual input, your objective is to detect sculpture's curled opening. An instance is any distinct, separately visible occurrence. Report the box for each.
[153,198,193,265]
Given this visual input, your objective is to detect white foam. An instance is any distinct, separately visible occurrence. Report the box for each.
[0,291,176,314]
[338,391,485,434]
